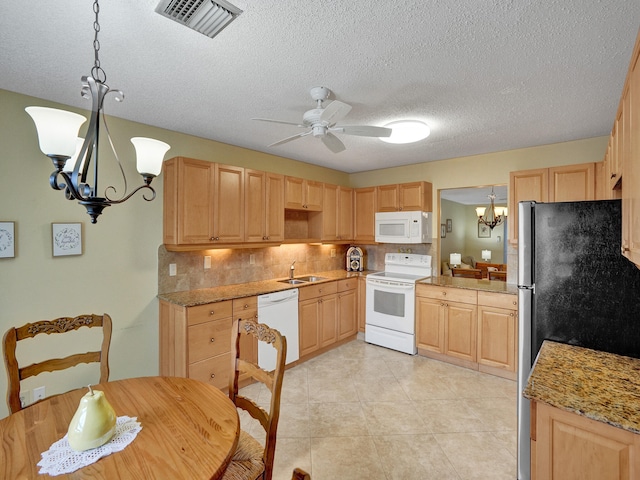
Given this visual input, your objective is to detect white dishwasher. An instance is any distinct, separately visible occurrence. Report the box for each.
[257,288,299,371]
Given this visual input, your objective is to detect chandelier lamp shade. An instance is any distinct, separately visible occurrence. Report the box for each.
[476,188,507,230]
[25,0,170,224]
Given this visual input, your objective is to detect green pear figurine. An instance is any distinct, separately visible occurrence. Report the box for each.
[67,385,117,451]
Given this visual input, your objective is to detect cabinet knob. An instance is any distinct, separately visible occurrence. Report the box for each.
[513,301,517,305]
[210,373,216,379]
[263,236,268,240]
[611,173,617,179]
[510,313,515,317]
[442,292,447,296]
[244,304,249,309]
[209,310,215,315]
[210,236,220,241]
[210,337,215,342]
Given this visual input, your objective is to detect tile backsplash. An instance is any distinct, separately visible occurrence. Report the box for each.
[157,242,436,294]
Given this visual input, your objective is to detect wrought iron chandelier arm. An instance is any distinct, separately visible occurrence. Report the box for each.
[105,183,157,205]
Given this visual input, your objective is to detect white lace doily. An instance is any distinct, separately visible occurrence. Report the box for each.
[38,415,142,476]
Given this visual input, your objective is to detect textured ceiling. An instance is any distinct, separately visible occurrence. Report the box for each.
[1,1,638,174]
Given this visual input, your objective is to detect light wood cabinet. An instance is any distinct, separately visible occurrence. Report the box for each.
[477,291,518,380]
[244,169,284,243]
[322,184,353,241]
[284,176,323,211]
[509,163,595,244]
[622,35,640,267]
[376,181,432,212]
[416,285,478,369]
[416,285,517,376]
[298,282,338,358]
[337,278,358,340]
[531,401,640,480]
[354,187,377,243]
[159,299,233,391]
[163,157,244,246]
[298,279,358,359]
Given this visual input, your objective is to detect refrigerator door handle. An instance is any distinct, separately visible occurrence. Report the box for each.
[518,201,535,288]
[517,285,533,480]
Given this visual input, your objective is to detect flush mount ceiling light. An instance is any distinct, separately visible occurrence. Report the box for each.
[379,120,431,144]
[25,0,171,224]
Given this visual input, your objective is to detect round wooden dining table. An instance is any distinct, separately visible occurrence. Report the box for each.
[0,376,240,479]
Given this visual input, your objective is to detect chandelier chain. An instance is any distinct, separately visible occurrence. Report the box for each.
[91,0,106,83]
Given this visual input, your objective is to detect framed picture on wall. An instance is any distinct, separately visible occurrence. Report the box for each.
[446,218,452,232]
[52,223,83,257]
[441,224,446,238]
[478,223,491,238]
[0,221,15,258]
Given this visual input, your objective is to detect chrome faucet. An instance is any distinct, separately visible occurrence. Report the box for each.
[289,260,296,279]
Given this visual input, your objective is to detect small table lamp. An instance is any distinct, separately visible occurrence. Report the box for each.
[450,253,462,268]
[481,250,491,262]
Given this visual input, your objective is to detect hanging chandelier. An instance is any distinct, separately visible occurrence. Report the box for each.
[476,187,507,230]
[25,0,170,224]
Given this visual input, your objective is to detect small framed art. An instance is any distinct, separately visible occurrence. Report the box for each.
[52,223,83,257]
[446,218,452,232]
[0,222,15,258]
[478,222,491,238]
[441,224,446,238]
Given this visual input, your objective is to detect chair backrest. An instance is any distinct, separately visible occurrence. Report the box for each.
[488,270,507,281]
[3,313,112,414]
[291,468,311,480]
[229,318,287,480]
[451,268,483,279]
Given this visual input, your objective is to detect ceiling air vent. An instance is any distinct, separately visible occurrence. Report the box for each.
[156,0,243,39]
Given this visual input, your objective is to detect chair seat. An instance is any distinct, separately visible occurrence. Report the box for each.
[221,430,265,480]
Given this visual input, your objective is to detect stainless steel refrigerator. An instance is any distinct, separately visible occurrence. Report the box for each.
[516,199,640,480]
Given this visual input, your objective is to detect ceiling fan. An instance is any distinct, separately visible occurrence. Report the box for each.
[252,86,392,153]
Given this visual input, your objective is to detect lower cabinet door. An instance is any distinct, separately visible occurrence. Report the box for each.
[299,299,320,357]
[189,353,231,390]
[444,301,477,362]
[416,296,445,354]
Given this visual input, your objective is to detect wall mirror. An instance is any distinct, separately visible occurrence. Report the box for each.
[439,185,507,276]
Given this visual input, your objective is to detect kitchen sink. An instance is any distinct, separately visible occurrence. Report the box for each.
[295,275,328,282]
[278,279,307,285]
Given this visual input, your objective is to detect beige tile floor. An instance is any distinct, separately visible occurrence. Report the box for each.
[238,338,517,480]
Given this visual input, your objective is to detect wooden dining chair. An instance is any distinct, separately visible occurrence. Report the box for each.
[3,313,112,414]
[222,318,287,480]
[291,468,311,480]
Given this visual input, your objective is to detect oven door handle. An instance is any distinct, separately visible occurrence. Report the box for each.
[367,279,415,289]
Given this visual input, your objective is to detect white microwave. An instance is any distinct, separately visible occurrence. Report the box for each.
[375,211,432,244]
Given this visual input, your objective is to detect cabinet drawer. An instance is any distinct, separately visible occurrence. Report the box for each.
[189,353,231,390]
[232,296,258,313]
[188,318,232,363]
[477,291,518,310]
[416,285,477,305]
[298,281,338,301]
[338,278,358,292]
[187,300,233,326]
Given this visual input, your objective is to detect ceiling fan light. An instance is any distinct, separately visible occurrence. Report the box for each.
[380,120,430,144]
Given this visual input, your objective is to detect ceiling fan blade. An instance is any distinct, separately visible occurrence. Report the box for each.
[320,100,352,125]
[321,132,346,153]
[334,125,392,137]
[268,131,311,147]
[252,118,306,128]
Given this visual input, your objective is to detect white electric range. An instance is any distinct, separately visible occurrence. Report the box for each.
[365,253,432,354]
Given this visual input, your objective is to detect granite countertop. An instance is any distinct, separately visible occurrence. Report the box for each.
[418,276,518,295]
[158,269,370,307]
[524,340,640,434]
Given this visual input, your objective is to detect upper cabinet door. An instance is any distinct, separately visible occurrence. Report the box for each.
[265,173,285,242]
[508,168,549,245]
[169,157,215,245]
[548,163,595,202]
[284,176,323,211]
[376,184,399,212]
[213,164,244,242]
[354,187,377,243]
[244,169,267,243]
[399,181,432,211]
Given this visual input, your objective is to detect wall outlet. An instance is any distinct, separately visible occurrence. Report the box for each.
[20,390,30,408]
[249,254,255,265]
[33,386,46,402]
[330,249,336,258]
[169,263,177,276]
[204,256,211,269]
